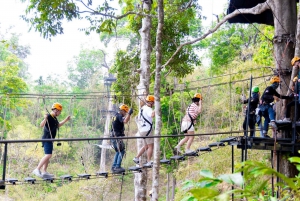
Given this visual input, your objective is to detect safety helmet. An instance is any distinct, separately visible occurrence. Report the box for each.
[194,93,202,100]
[119,104,129,113]
[52,102,63,111]
[291,56,300,66]
[146,95,155,102]
[252,86,259,93]
[270,76,280,84]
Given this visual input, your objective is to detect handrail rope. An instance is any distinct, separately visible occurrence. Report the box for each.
[2,75,274,99]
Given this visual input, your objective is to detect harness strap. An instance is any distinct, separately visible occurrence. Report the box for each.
[184,104,194,133]
[140,109,152,136]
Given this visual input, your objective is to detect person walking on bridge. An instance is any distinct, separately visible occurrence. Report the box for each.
[32,103,71,178]
[174,93,202,154]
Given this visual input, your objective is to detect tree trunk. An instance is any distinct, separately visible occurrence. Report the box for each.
[171,174,176,201]
[151,0,164,200]
[134,1,152,200]
[271,0,298,179]
[99,97,113,172]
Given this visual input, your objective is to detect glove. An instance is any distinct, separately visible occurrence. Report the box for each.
[128,108,133,115]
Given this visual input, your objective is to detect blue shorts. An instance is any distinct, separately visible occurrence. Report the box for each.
[43,142,53,154]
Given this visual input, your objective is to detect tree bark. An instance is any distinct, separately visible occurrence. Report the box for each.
[134,1,152,200]
[151,0,164,200]
[270,0,299,180]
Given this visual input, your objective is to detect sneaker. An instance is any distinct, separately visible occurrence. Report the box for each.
[133,157,139,164]
[269,121,277,129]
[173,146,182,155]
[282,118,291,122]
[32,169,42,177]
[42,172,54,177]
[185,149,194,154]
[113,167,125,173]
[144,161,153,167]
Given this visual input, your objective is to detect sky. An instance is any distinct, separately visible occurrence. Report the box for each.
[0,0,228,81]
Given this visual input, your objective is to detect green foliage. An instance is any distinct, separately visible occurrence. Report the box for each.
[203,23,273,75]
[0,37,29,136]
[253,26,274,66]
[110,50,140,103]
[67,48,106,90]
[23,0,79,39]
[181,154,300,200]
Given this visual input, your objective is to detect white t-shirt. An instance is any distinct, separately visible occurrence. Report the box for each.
[138,105,153,132]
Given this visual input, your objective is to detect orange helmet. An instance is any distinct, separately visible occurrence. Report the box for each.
[52,102,63,111]
[270,76,280,84]
[194,93,202,100]
[293,76,298,83]
[291,56,300,66]
[146,95,155,102]
[119,104,129,113]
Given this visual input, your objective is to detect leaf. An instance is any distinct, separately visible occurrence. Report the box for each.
[189,188,220,200]
[200,170,214,178]
[288,156,300,164]
[218,172,244,186]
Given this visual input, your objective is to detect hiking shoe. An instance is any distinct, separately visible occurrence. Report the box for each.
[32,169,42,177]
[113,167,125,173]
[173,146,182,155]
[133,157,139,164]
[282,118,291,122]
[185,149,194,154]
[269,121,277,129]
[42,172,54,177]
[144,161,153,167]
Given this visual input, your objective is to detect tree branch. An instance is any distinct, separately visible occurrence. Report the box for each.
[161,0,271,69]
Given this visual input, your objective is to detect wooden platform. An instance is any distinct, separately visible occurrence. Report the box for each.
[237,136,300,152]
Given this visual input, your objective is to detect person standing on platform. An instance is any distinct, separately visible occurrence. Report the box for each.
[259,76,291,137]
[281,56,300,122]
[174,93,202,154]
[32,103,71,178]
[242,86,260,137]
[110,104,133,173]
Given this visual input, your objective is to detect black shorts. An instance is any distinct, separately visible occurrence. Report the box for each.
[43,142,53,154]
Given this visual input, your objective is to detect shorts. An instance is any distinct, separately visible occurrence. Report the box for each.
[139,131,154,145]
[43,141,53,154]
[181,121,195,133]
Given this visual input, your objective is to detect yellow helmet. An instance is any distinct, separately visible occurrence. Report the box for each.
[293,76,298,83]
[291,56,300,66]
[119,104,129,113]
[52,102,63,111]
[194,93,202,100]
[146,95,155,102]
[270,76,280,84]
